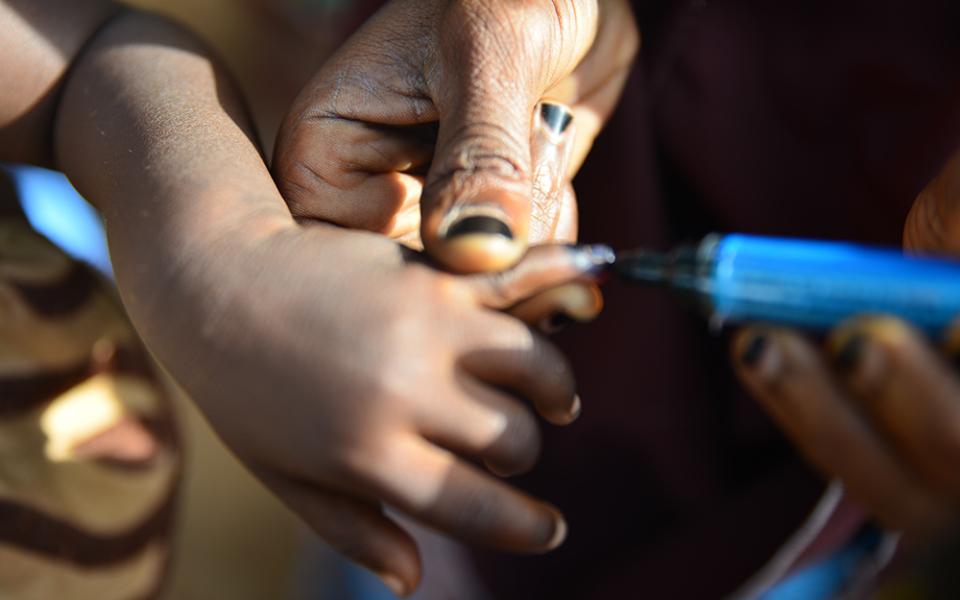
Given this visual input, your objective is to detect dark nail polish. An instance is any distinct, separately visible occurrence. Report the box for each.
[445,216,513,240]
[951,352,960,373]
[741,334,768,368]
[541,103,573,136]
[835,334,867,374]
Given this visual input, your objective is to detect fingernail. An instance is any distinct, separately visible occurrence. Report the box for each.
[570,394,582,421]
[444,215,514,240]
[831,327,886,392]
[545,512,568,550]
[540,312,575,334]
[738,331,783,382]
[570,244,616,274]
[539,102,574,137]
[740,333,768,367]
[834,333,867,374]
[379,573,408,597]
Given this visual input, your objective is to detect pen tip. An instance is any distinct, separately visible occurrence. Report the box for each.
[614,250,671,284]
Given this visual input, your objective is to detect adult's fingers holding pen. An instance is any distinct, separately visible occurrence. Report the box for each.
[731,327,949,535]
[829,317,960,501]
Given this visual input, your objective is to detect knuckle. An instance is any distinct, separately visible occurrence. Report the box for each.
[430,122,528,188]
[531,338,575,396]
[336,435,391,485]
[498,409,542,472]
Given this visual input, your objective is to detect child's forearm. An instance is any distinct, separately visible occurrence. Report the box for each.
[48,9,301,403]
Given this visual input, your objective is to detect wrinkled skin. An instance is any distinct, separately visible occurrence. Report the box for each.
[274,0,639,272]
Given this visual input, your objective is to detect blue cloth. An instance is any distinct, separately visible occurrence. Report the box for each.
[4,165,112,277]
[760,526,885,600]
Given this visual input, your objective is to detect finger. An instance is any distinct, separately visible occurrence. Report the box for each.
[466,243,614,311]
[460,316,579,426]
[275,115,432,233]
[420,3,599,273]
[366,436,566,554]
[415,375,542,477]
[544,0,639,177]
[529,103,577,243]
[508,283,604,333]
[830,317,960,499]
[732,327,949,534]
[258,471,421,597]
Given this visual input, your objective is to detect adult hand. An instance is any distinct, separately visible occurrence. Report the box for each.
[273,0,638,272]
[730,153,960,539]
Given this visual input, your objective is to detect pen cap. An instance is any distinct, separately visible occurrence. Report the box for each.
[710,234,960,338]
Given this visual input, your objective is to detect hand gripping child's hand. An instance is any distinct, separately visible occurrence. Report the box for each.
[273,0,638,272]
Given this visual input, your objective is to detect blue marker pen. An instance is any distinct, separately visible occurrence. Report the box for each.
[614,234,960,339]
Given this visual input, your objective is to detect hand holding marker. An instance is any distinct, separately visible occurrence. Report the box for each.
[615,234,960,538]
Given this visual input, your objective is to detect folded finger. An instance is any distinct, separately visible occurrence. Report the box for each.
[830,317,960,499]
[276,116,432,233]
[732,327,948,534]
[508,282,603,332]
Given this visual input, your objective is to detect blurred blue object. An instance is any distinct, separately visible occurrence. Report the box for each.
[4,164,112,277]
[759,525,885,600]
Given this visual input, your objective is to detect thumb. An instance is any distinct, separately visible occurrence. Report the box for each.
[421,3,595,273]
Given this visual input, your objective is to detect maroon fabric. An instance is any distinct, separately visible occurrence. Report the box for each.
[472,2,960,598]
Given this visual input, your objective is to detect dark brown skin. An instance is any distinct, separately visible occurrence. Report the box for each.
[732,152,960,542]
[273,0,639,272]
[1,3,616,595]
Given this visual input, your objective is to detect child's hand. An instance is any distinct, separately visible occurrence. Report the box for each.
[145,225,610,596]
[47,10,610,595]
[273,0,638,272]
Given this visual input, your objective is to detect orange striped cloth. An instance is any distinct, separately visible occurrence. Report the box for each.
[0,174,180,600]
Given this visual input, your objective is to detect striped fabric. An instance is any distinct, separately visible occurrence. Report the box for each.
[0,175,180,600]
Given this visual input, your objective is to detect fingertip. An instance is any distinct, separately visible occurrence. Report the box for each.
[732,327,782,383]
[376,539,422,599]
[829,316,925,394]
[541,393,581,426]
[543,508,568,552]
[378,573,411,598]
[433,228,526,273]
[427,196,529,273]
